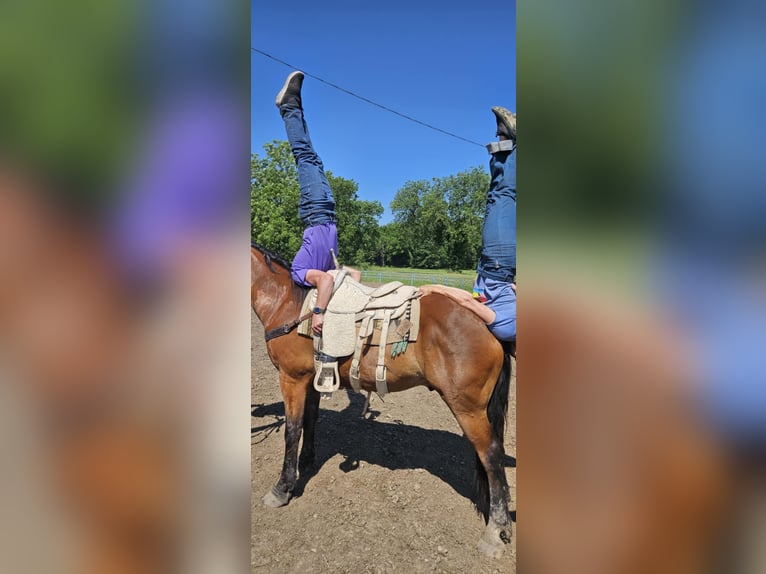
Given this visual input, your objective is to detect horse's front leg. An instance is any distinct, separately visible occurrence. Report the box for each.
[261,371,311,508]
[299,384,320,471]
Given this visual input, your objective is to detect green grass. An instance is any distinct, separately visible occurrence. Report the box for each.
[359,266,476,290]
[362,265,475,275]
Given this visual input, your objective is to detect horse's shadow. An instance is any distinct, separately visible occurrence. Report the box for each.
[251,401,285,445]
[252,391,516,507]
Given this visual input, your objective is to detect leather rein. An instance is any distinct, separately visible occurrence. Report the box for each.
[264,311,313,342]
[264,268,349,342]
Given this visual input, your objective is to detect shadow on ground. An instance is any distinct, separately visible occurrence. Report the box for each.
[252,390,516,507]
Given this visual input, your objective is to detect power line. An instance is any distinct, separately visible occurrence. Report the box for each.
[251,47,484,148]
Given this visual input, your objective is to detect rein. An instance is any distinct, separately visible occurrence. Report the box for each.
[263,267,348,343]
[264,311,313,342]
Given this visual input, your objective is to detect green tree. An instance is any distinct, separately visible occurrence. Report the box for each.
[378,222,418,267]
[389,167,489,269]
[251,140,383,265]
[442,167,488,270]
[328,173,383,266]
[250,141,303,256]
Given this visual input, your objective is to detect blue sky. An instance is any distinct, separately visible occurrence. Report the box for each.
[251,0,516,223]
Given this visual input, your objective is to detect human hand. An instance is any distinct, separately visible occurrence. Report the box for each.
[418,285,433,297]
[312,313,324,335]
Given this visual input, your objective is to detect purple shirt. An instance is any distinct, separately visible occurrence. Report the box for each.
[290,223,339,287]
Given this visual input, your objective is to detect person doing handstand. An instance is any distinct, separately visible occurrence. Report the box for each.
[420,106,516,342]
[275,71,360,334]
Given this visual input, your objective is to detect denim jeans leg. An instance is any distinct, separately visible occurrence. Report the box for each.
[480,150,516,277]
[280,106,335,218]
[489,150,516,202]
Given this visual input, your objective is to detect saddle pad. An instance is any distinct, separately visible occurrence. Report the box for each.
[298,290,318,337]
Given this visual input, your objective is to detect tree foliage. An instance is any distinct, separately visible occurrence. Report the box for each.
[387,167,489,270]
[251,140,489,270]
[251,141,302,256]
[251,141,382,264]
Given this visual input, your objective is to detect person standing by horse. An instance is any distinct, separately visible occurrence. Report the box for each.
[276,70,360,335]
[421,107,516,342]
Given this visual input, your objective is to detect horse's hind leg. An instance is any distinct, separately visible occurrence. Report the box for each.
[478,433,512,558]
[450,408,512,557]
[262,371,311,508]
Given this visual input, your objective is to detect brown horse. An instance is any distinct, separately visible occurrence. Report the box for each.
[250,242,514,557]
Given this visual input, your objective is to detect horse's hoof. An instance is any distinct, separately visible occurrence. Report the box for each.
[478,523,511,558]
[261,487,290,508]
[478,537,505,559]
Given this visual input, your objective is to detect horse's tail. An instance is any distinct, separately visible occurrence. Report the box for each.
[475,340,513,521]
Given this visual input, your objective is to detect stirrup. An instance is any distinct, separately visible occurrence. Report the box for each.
[313,360,340,393]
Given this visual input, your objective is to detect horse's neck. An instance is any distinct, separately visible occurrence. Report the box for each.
[251,262,304,328]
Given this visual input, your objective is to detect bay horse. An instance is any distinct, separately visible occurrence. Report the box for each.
[250,242,514,557]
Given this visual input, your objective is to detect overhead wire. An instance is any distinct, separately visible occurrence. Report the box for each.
[251,47,485,148]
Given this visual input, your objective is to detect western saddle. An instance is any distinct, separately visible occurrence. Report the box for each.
[298,269,420,396]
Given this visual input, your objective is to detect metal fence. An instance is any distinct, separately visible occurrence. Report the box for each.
[360,269,473,290]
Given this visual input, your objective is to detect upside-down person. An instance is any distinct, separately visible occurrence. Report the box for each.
[420,107,516,342]
[275,71,361,334]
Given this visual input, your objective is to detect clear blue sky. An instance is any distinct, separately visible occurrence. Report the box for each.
[251,0,516,223]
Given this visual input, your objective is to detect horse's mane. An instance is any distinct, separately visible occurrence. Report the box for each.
[251,242,292,271]
[251,242,310,301]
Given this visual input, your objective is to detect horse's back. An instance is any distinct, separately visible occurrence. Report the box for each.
[415,294,505,392]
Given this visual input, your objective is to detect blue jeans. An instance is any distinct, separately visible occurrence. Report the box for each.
[281,105,336,226]
[477,148,516,342]
[475,275,516,341]
[478,149,516,282]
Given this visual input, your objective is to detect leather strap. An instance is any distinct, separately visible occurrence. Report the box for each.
[375,310,393,397]
[264,312,313,342]
[349,315,372,392]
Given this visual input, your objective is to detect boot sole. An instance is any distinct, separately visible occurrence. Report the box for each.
[275,71,304,107]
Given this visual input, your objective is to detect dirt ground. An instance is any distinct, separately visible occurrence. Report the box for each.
[251,314,516,573]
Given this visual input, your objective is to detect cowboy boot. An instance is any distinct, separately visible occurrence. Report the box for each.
[492,106,516,141]
[275,71,304,110]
